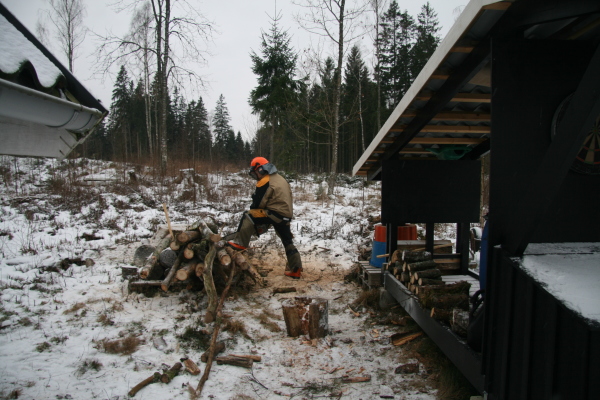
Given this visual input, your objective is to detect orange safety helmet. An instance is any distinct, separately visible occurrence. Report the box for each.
[250,157,269,169]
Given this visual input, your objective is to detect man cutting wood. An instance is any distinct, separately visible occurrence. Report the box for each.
[227,157,303,279]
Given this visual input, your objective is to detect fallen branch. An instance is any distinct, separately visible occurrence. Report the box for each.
[390,331,424,346]
[192,263,238,397]
[128,372,161,397]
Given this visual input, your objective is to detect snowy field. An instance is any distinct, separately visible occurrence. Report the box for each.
[0,157,450,400]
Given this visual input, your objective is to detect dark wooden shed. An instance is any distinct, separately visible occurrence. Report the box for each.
[353,0,600,398]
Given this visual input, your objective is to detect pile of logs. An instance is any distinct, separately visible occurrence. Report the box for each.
[389,249,471,338]
[128,215,263,322]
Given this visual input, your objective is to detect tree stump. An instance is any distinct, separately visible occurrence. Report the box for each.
[282,297,329,339]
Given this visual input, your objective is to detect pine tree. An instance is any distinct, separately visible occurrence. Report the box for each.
[249,12,298,163]
[107,65,132,161]
[343,45,370,153]
[213,95,232,162]
[410,2,441,79]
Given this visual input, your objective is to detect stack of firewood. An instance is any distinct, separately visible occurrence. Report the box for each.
[128,218,264,323]
[389,249,471,337]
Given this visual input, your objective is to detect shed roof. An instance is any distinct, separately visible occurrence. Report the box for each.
[353,0,600,180]
[0,3,107,160]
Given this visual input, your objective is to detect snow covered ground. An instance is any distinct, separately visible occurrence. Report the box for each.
[0,157,449,400]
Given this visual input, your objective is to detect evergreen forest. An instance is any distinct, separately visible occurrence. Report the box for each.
[77,1,442,176]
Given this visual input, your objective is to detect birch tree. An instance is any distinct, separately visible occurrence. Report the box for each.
[96,0,214,173]
[46,0,87,72]
[294,0,367,195]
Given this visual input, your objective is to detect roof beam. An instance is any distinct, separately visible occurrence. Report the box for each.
[409,137,487,145]
[390,125,491,134]
[366,40,491,180]
[401,111,491,121]
[415,93,491,103]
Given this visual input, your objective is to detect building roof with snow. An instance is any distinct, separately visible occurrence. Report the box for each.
[0,3,107,160]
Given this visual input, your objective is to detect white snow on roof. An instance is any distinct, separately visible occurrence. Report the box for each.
[519,243,600,324]
[0,13,63,88]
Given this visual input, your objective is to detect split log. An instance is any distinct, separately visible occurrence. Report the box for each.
[187,219,221,243]
[451,308,470,337]
[128,372,161,397]
[395,363,419,374]
[413,269,442,280]
[404,250,432,263]
[390,331,423,346]
[418,281,470,297]
[176,260,199,281]
[400,272,410,283]
[418,278,444,287]
[273,287,297,294]
[185,241,208,260]
[420,293,469,311]
[160,362,182,383]
[182,358,201,375]
[407,260,437,273]
[177,230,202,244]
[201,341,225,362]
[225,247,249,270]
[282,297,329,339]
[228,354,261,362]
[139,235,172,279]
[217,248,231,267]
[161,250,186,292]
[215,356,253,368]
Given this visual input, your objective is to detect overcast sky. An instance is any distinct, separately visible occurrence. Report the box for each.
[3,0,466,141]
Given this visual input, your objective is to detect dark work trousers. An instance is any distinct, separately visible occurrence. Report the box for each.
[235,210,302,272]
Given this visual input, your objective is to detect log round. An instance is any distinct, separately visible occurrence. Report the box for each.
[282,297,329,339]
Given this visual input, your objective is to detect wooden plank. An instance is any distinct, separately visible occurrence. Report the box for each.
[402,111,491,121]
[414,93,491,103]
[482,1,512,11]
[409,137,487,145]
[451,46,474,53]
[390,125,491,134]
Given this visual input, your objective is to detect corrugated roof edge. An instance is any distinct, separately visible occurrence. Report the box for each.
[352,0,503,177]
[0,3,108,114]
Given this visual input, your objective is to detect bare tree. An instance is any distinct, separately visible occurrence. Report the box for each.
[294,0,367,194]
[96,0,215,173]
[46,0,87,72]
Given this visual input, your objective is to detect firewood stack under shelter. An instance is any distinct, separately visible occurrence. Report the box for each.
[388,248,478,338]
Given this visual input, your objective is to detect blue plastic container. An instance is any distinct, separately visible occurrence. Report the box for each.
[370,240,386,267]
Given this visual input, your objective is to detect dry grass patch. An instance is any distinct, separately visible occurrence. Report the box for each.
[96,335,142,355]
[63,302,86,314]
[223,318,250,338]
[257,312,281,333]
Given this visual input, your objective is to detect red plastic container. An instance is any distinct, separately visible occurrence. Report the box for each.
[373,224,417,242]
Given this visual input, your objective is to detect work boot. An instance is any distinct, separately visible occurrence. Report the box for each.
[284,246,302,279]
[284,269,302,279]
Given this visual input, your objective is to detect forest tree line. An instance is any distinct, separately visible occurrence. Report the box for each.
[69,0,442,175]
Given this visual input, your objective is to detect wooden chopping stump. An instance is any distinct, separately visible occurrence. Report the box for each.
[282,296,329,339]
